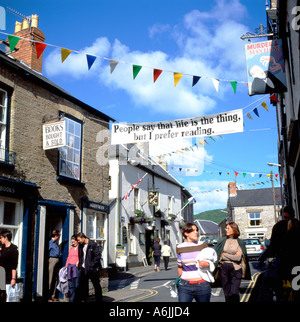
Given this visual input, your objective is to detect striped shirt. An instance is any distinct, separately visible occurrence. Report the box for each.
[176,241,217,282]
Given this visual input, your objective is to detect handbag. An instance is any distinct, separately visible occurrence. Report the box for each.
[6,284,20,302]
[170,275,181,298]
[210,261,222,288]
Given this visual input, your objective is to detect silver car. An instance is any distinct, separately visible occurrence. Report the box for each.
[242,238,265,259]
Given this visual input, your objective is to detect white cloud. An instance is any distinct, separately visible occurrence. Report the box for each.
[44,0,250,118]
[187,180,229,213]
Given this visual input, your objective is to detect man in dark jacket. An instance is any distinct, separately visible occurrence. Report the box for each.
[77,232,102,302]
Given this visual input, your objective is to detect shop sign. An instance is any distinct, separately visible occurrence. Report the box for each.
[42,119,66,150]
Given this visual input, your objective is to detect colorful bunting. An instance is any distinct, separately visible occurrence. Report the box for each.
[8,35,20,52]
[110,60,119,73]
[261,101,268,111]
[61,48,72,63]
[153,69,163,83]
[212,78,220,92]
[174,72,183,87]
[35,43,47,59]
[230,81,237,94]
[86,54,97,70]
[253,107,259,117]
[133,65,142,79]
[192,76,201,87]
[270,94,280,102]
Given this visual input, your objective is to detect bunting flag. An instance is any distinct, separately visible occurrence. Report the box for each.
[246,113,253,120]
[261,101,268,111]
[110,60,119,73]
[212,78,220,92]
[35,43,47,59]
[153,69,163,83]
[192,76,201,87]
[253,107,259,117]
[133,65,142,79]
[86,54,97,70]
[270,94,280,102]
[61,48,72,63]
[122,173,148,200]
[8,35,20,52]
[174,72,183,87]
[230,81,237,94]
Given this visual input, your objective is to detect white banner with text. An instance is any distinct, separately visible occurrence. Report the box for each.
[111,109,243,145]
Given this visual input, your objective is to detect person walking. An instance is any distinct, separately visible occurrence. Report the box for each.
[161,241,171,270]
[152,238,161,272]
[0,230,18,302]
[176,223,217,302]
[76,232,102,302]
[214,222,251,302]
[65,235,80,302]
[48,230,61,302]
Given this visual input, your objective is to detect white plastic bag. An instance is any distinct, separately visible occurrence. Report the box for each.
[6,284,20,302]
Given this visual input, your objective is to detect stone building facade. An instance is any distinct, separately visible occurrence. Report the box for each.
[0,17,114,301]
[227,182,282,240]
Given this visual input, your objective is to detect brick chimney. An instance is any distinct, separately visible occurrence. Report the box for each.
[228,182,237,197]
[10,15,45,73]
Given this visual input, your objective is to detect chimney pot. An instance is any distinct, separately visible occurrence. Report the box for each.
[15,21,22,33]
[22,18,29,30]
[31,15,39,28]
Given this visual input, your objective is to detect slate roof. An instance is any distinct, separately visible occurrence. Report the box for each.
[229,187,282,208]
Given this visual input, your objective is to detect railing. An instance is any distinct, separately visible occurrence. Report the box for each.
[0,148,16,166]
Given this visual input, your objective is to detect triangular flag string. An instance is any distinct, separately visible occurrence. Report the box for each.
[153,69,163,83]
[61,48,72,63]
[86,54,97,70]
[109,60,119,73]
[133,65,142,79]
[174,72,183,87]
[35,43,47,59]
[7,35,20,52]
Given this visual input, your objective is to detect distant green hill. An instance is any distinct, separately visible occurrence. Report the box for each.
[194,209,227,224]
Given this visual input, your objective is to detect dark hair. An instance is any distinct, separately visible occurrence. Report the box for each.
[283,206,295,218]
[181,222,198,238]
[76,232,86,239]
[51,230,60,238]
[0,230,12,241]
[227,222,240,238]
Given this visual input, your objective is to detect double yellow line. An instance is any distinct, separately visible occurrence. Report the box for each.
[240,272,262,302]
[128,289,158,302]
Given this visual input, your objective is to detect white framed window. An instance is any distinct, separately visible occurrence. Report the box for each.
[85,210,107,267]
[249,213,262,227]
[58,116,82,181]
[0,88,8,161]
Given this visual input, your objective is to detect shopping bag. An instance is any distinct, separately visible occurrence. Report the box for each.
[170,275,181,298]
[6,284,20,302]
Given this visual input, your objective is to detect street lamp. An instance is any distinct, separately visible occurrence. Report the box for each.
[267,162,281,223]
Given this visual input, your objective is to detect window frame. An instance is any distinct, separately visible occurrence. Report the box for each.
[248,212,262,227]
[57,114,83,183]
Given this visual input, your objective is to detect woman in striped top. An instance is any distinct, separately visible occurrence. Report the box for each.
[176,223,217,302]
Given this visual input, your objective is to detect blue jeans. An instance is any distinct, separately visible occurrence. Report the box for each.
[178,279,211,302]
[68,267,81,302]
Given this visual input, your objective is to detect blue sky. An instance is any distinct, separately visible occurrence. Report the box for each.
[1,0,280,213]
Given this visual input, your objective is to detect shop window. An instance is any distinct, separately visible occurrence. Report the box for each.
[249,213,262,227]
[0,199,21,246]
[58,116,82,181]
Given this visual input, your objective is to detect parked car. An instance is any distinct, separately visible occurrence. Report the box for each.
[242,238,265,260]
